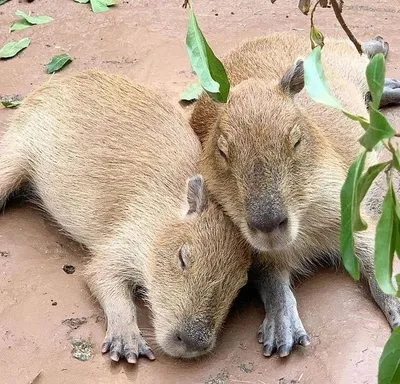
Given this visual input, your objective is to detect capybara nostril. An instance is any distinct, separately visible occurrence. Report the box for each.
[247,212,288,234]
[174,328,212,352]
[173,319,213,353]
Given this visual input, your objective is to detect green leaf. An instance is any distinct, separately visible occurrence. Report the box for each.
[0,37,31,59]
[180,82,203,101]
[396,274,400,289]
[393,197,400,261]
[375,183,397,295]
[46,53,73,73]
[304,46,370,128]
[394,152,400,172]
[393,216,400,262]
[74,0,90,3]
[185,8,230,103]
[90,0,116,13]
[304,46,342,109]
[14,10,53,25]
[395,196,400,222]
[310,26,324,49]
[0,0,10,5]
[378,327,400,384]
[9,19,31,32]
[366,53,385,109]
[1,100,21,108]
[353,161,390,231]
[359,106,395,151]
[340,151,367,280]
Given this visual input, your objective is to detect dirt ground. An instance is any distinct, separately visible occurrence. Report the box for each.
[1,1,400,383]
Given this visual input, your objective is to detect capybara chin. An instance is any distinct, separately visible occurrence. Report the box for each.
[0,70,251,363]
[191,32,400,358]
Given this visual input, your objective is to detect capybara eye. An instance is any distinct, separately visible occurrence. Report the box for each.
[219,148,227,160]
[294,137,301,150]
[178,244,190,270]
[217,135,229,161]
[290,125,301,150]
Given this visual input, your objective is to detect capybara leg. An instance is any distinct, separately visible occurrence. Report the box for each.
[0,139,27,207]
[362,36,389,59]
[380,78,400,107]
[252,264,310,358]
[355,229,400,328]
[84,255,155,363]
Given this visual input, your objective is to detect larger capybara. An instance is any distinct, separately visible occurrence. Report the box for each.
[190,32,400,357]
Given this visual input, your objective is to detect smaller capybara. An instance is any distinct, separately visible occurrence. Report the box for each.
[190,32,400,357]
[0,71,251,363]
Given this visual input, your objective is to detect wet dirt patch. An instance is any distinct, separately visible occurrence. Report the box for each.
[239,361,254,373]
[205,369,229,384]
[70,338,93,361]
[62,317,88,330]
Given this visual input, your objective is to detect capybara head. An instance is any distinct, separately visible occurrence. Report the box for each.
[199,60,327,253]
[147,175,251,358]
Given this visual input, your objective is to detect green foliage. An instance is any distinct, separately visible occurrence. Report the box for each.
[47,53,73,73]
[304,35,400,384]
[310,26,324,49]
[0,0,10,5]
[304,45,369,128]
[74,0,115,12]
[90,0,116,13]
[366,53,385,110]
[180,82,203,101]
[1,100,21,108]
[355,161,390,230]
[375,183,400,296]
[304,46,341,109]
[0,37,31,59]
[10,10,53,32]
[185,5,230,103]
[339,152,366,279]
[304,44,400,293]
[359,106,395,151]
[379,327,400,384]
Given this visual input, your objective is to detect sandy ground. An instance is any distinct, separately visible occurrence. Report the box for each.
[1,1,400,383]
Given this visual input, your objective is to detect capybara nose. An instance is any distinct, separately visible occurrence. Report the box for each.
[247,212,288,234]
[175,322,213,352]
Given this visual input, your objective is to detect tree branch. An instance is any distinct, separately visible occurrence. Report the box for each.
[330,0,362,54]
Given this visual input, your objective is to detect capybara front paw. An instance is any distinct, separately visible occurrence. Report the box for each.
[102,330,155,363]
[257,309,310,358]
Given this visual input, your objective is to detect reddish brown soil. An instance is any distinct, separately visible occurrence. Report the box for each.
[1,1,400,383]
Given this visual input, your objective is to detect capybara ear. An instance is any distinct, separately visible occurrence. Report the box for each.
[279,59,304,96]
[186,174,208,215]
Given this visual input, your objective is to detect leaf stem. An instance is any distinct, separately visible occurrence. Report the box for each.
[310,0,320,24]
[330,0,362,54]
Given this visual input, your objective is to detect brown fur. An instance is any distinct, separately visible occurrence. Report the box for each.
[190,32,400,351]
[0,70,251,361]
[193,32,370,271]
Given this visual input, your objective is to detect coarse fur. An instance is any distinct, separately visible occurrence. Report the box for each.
[0,71,251,363]
[190,32,400,357]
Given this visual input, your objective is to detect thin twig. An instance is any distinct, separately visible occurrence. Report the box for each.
[330,0,362,54]
[28,371,43,384]
[310,0,320,26]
